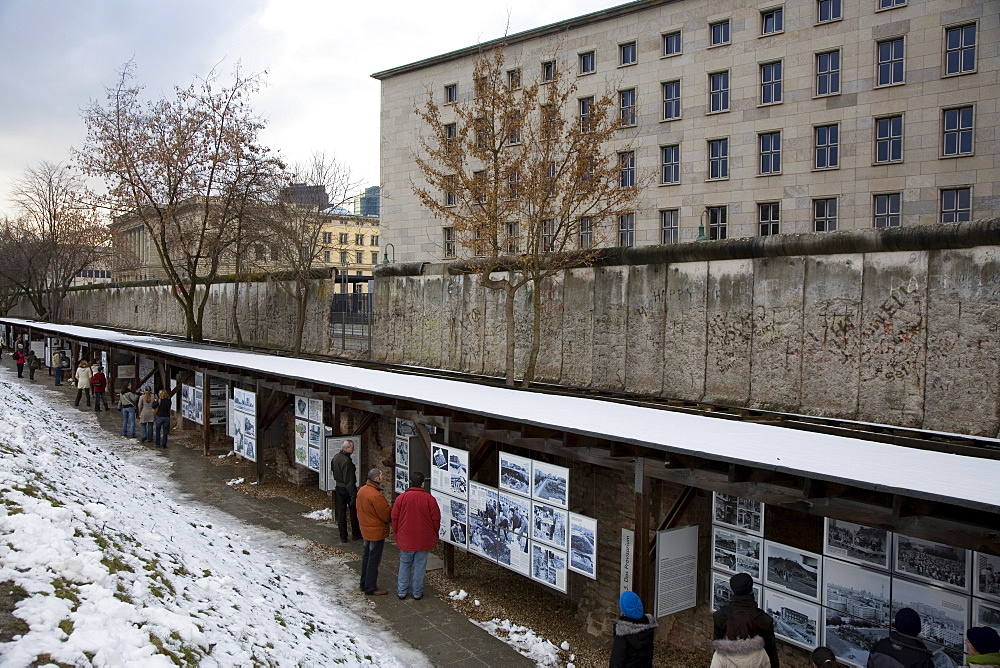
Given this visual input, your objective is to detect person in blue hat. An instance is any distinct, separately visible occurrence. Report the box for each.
[609,590,656,667]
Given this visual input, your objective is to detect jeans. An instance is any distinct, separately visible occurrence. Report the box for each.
[360,539,385,594]
[121,407,136,436]
[335,487,361,541]
[141,422,153,442]
[397,549,430,598]
[154,416,170,447]
[54,367,63,385]
[75,388,91,406]
[16,364,23,378]
[28,366,36,380]
[94,392,109,411]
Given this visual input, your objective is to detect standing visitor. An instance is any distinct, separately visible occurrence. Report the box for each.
[13,346,25,378]
[118,383,138,438]
[91,366,109,411]
[330,440,361,543]
[609,590,656,668]
[26,350,39,381]
[714,573,779,668]
[811,647,839,666]
[52,349,64,386]
[391,471,440,600]
[153,389,171,448]
[138,388,156,443]
[710,609,770,668]
[356,468,391,596]
[74,360,94,407]
[964,627,1000,667]
[866,608,933,668]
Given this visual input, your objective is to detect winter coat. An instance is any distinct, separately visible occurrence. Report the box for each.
[965,652,1000,667]
[356,481,391,541]
[713,596,779,668]
[13,350,25,365]
[75,364,94,389]
[153,396,172,418]
[91,371,107,393]
[138,395,156,422]
[330,450,358,494]
[118,390,138,410]
[867,631,935,668]
[609,613,656,668]
[27,352,40,369]
[710,636,771,668]
[52,351,62,368]
[391,486,441,552]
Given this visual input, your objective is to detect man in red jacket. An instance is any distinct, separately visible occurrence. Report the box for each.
[391,471,440,600]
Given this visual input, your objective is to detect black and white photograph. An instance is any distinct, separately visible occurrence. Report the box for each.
[307,423,320,448]
[233,423,244,457]
[208,406,227,426]
[394,467,409,494]
[307,445,319,471]
[498,452,532,496]
[467,515,494,560]
[822,609,888,668]
[531,501,567,550]
[432,491,468,548]
[432,445,447,470]
[448,450,469,498]
[765,542,822,602]
[294,420,308,466]
[894,534,971,592]
[243,415,256,440]
[395,438,409,469]
[308,398,323,424]
[710,570,761,612]
[975,552,1000,602]
[233,387,256,415]
[244,435,256,462]
[497,491,530,537]
[496,530,530,576]
[468,482,499,528]
[295,396,308,419]
[712,527,762,581]
[891,577,969,664]
[531,461,569,509]
[764,589,820,650]
[568,513,598,579]
[713,492,764,536]
[973,598,1000,634]
[531,544,568,593]
[824,519,891,571]
[823,557,891,627]
[395,418,417,439]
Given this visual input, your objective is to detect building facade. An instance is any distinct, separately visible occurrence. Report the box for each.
[374,0,999,263]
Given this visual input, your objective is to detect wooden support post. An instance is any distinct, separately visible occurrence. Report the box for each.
[202,373,211,456]
[413,423,433,461]
[443,543,455,579]
[108,346,118,403]
[633,457,652,608]
[255,379,265,484]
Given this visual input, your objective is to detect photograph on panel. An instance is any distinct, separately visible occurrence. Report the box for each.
[568,514,598,579]
[764,588,820,650]
[973,598,1000,636]
[531,544,567,592]
[295,396,308,419]
[824,518,891,571]
[765,542,822,602]
[891,576,969,665]
[531,461,569,508]
[395,438,409,469]
[710,570,760,612]
[531,501,568,550]
[498,452,532,496]
[394,467,409,494]
[975,552,1000,601]
[713,492,763,536]
[497,490,530,537]
[894,534,971,592]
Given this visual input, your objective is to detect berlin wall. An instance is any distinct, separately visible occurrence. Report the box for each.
[372,220,1000,437]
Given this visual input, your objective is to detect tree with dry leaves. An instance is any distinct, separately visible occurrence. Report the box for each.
[76,62,284,341]
[413,45,641,386]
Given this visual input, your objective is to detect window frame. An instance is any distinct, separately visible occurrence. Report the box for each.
[761,7,784,36]
[444,175,457,207]
[874,114,904,164]
[619,88,637,126]
[814,124,840,170]
[815,50,841,96]
[662,80,681,120]
[813,198,838,232]
[709,70,730,113]
[505,221,520,254]
[620,41,637,67]
[541,60,556,83]
[877,0,906,10]
[444,83,457,104]
[943,23,977,77]
[758,202,780,236]
[579,51,596,75]
[710,19,731,47]
[507,68,522,89]
[760,61,783,105]
[619,151,636,188]
[759,130,782,175]
[579,96,594,131]
[662,30,682,57]
[873,193,902,228]
[660,144,680,185]
[707,205,728,240]
[941,106,974,158]
[618,212,635,248]
[708,138,729,180]
[876,37,906,87]
[940,187,972,224]
[540,219,556,252]
[579,217,593,249]
[660,209,679,244]
[817,0,842,24]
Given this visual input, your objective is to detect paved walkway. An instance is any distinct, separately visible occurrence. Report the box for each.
[12,361,532,667]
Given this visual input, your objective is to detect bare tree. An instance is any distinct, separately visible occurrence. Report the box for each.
[76,61,284,341]
[413,45,642,386]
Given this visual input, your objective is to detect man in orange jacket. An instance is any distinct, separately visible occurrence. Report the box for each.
[356,468,391,595]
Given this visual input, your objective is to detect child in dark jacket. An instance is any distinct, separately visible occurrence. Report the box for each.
[609,590,656,668]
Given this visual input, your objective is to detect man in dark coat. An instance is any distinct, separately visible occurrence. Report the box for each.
[713,573,778,667]
[866,608,934,668]
[610,590,657,667]
[330,440,361,542]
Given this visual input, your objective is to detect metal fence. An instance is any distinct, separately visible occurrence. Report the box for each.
[329,293,373,352]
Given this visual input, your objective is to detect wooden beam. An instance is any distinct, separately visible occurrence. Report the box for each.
[353,412,379,436]
[468,437,494,478]
[649,486,696,559]
[633,457,652,608]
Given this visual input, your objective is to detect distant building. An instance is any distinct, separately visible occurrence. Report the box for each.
[281,183,329,210]
[71,246,114,286]
[354,186,380,217]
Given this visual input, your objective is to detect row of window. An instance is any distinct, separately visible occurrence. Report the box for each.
[612,106,974,188]
[323,250,380,265]
[442,7,975,103]
[442,187,974,256]
[321,232,380,246]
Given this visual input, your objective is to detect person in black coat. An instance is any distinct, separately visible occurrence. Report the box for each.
[866,608,934,668]
[609,590,656,668]
[713,573,779,667]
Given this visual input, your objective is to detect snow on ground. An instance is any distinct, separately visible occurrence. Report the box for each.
[472,618,563,666]
[0,371,428,667]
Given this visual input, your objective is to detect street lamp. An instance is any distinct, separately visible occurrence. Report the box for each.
[697,208,710,242]
[380,242,395,265]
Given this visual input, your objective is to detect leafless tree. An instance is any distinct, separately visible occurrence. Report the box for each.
[413,45,643,386]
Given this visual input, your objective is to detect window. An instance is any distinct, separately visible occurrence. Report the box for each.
[620,42,637,66]
[707,205,727,240]
[546,162,557,196]
[507,112,521,145]
[761,7,783,35]
[579,217,593,249]
[507,170,520,200]
[541,219,555,252]
[875,115,903,163]
[371,251,379,264]
[760,61,782,104]
[660,209,679,244]
[873,193,901,227]
[542,60,556,82]
[506,222,519,254]
[710,20,730,46]
[339,232,348,244]
[507,68,522,89]
[322,232,332,244]
[473,170,486,204]
[759,131,781,175]
[709,71,729,112]
[578,96,594,131]
[579,51,595,75]
[814,198,838,231]
[443,228,455,257]
[618,213,635,247]
[816,51,840,96]
[620,89,636,125]
[339,250,349,264]
[663,31,682,56]
[759,202,780,235]
[474,117,489,149]
[323,250,331,263]
[444,84,457,104]
[945,24,977,76]
[255,245,265,262]
[878,0,905,8]
[444,123,457,151]
[371,235,379,246]
[815,124,839,169]
[708,138,729,180]
[619,151,636,187]
[662,80,681,120]
[356,251,363,264]
[661,145,680,184]
[941,188,971,223]
[877,38,905,86]
[356,234,365,245]
[943,106,974,156]
[270,246,279,262]
[817,0,842,23]
[445,175,457,207]
[541,104,557,140]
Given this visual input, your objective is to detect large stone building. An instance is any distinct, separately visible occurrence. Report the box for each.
[373,0,999,263]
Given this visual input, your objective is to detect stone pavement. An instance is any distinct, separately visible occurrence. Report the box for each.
[15,362,533,668]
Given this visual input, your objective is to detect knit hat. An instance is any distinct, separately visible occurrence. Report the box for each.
[968,626,1000,654]
[619,591,644,620]
[730,573,754,596]
[894,607,922,637]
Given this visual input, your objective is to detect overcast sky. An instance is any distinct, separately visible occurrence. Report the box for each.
[0,0,618,219]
